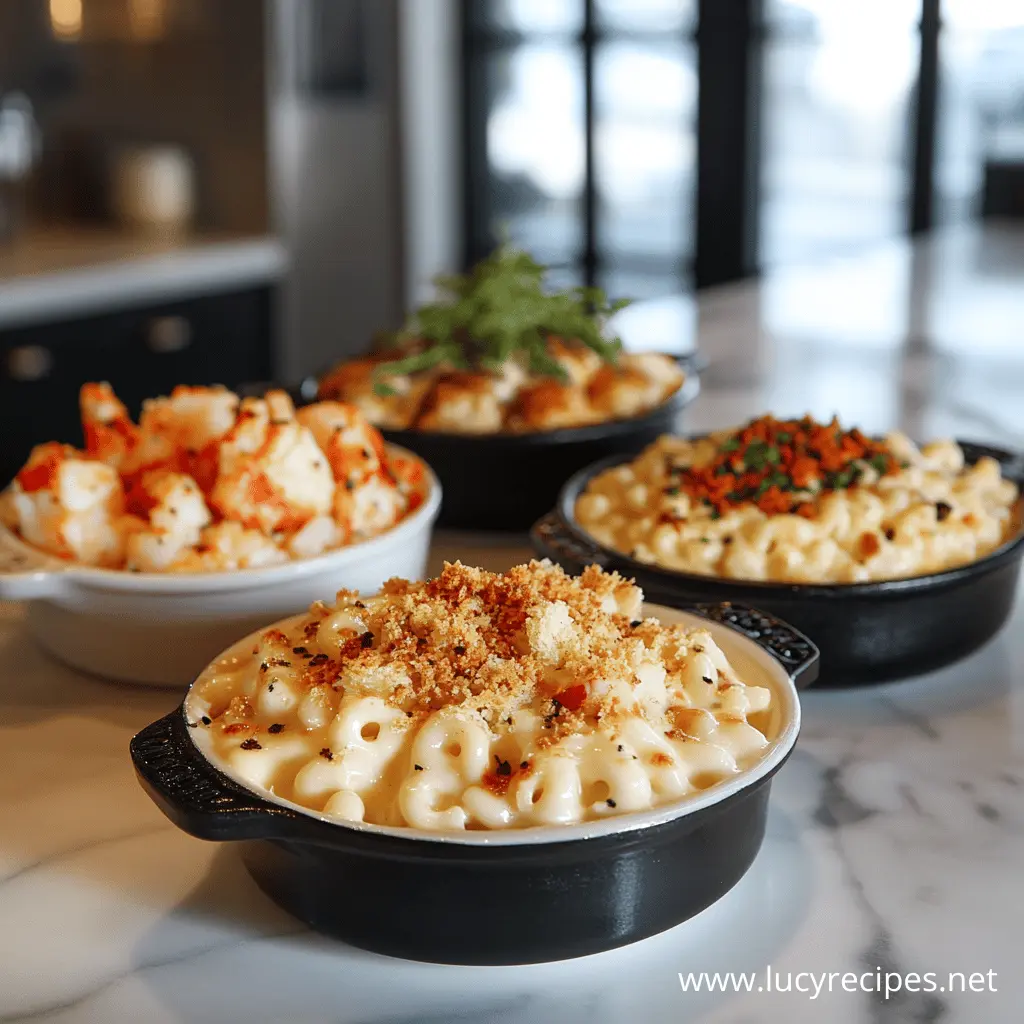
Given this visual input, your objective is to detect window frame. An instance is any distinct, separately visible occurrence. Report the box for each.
[460,0,942,289]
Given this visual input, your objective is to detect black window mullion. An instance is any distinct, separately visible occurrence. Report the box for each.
[694,0,762,289]
[910,0,940,234]
[460,2,488,267]
[582,0,598,287]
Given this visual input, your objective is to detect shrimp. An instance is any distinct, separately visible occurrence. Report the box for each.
[123,470,212,572]
[387,452,428,514]
[296,401,387,488]
[80,383,139,468]
[211,393,334,535]
[316,356,436,430]
[287,515,341,560]
[7,442,125,565]
[333,475,406,541]
[169,522,289,572]
[122,385,241,484]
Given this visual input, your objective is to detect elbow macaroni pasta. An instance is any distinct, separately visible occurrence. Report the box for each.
[575,428,1020,584]
[189,561,776,831]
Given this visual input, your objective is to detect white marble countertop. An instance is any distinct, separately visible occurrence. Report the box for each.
[0,227,288,329]
[1,224,1023,1023]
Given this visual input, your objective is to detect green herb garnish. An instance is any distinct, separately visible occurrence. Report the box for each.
[371,247,630,395]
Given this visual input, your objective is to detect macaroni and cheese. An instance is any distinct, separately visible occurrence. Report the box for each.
[575,415,1020,584]
[188,561,775,830]
[0,383,428,571]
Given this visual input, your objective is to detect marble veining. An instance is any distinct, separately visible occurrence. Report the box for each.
[1,226,1023,1022]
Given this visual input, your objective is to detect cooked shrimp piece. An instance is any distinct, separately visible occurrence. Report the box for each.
[7,442,125,565]
[213,396,334,535]
[333,475,406,541]
[287,514,341,560]
[505,380,599,432]
[123,385,240,479]
[317,357,435,430]
[80,383,139,468]
[296,401,387,487]
[140,385,241,452]
[414,373,506,434]
[0,488,18,530]
[123,470,212,572]
[587,353,684,420]
[387,452,428,513]
[547,337,603,387]
[170,522,289,572]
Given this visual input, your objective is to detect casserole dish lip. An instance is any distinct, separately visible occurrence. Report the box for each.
[0,444,440,596]
[376,372,701,448]
[133,601,808,849]
[553,437,1024,597]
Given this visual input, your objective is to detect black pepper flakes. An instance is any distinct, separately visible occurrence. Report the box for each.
[292,646,311,657]
[360,631,375,649]
[520,761,529,770]
[414,764,423,771]
[240,738,261,750]
[201,716,211,726]
[267,683,275,692]
[268,723,285,734]
[883,526,896,541]
[186,721,199,729]
[606,799,617,808]
[617,744,624,752]
[320,747,334,760]
[259,661,270,673]
[702,675,713,684]
[308,653,330,667]
[454,644,467,655]
[936,501,953,522]
[630,620,642,628]
[494,756,511,777]
[345,479,356,491]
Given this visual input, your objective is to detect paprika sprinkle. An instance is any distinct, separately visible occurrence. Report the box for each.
[671,415,898,517]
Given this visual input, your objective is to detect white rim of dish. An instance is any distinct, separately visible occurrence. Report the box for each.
[183,604,802,847]
[0,445,440,595]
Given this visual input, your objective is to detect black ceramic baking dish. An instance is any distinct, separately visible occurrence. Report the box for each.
[531,440,1024,687]
[377,372,700,531]
[130,602,817,966]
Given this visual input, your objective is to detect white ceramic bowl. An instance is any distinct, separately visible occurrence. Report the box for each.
[0,451,441,686]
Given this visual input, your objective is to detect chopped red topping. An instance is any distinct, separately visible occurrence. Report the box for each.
[553,684,587,712]
[674,415,898,518]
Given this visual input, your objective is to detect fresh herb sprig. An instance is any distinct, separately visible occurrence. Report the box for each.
[372,248,631,395]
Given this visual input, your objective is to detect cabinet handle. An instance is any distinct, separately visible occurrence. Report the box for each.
[6,345,53,382]
[146,316,192,354]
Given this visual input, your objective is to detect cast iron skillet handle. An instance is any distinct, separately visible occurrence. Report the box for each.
[130,710,317,842]
[530,512,608,572]
[690,601,820,690]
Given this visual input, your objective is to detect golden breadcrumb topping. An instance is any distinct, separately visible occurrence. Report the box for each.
[192,560,774,830]
[228,561,742,743]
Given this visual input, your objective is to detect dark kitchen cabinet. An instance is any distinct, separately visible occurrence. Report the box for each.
[0,286,274,486]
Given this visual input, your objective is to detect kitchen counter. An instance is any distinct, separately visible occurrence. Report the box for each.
[0,227,288,330]
[1,224,1023,1023]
